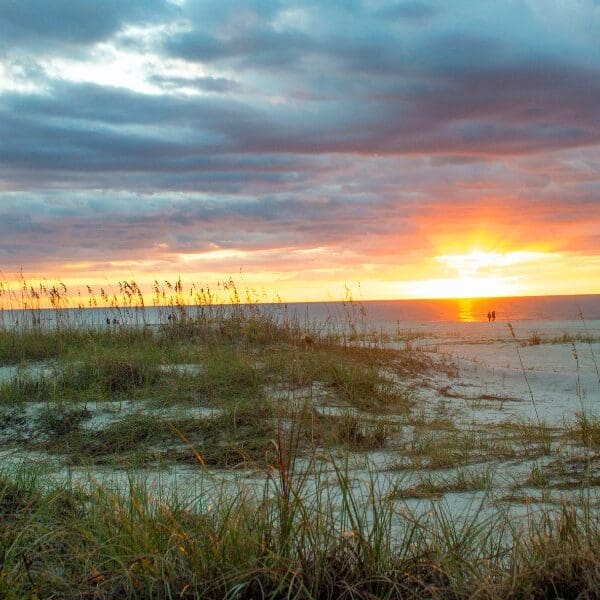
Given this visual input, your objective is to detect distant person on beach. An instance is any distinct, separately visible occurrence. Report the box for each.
[487,311,491,322]
[492,310,496,321]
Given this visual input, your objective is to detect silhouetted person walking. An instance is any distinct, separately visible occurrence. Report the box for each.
[492,310,496,321]
[487,311,491,322]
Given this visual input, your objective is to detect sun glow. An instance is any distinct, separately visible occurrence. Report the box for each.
[436,251,554,278]
[404,249,560,299]
[408,275,519,299]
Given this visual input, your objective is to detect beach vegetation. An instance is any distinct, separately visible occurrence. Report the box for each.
[0,277,599,596]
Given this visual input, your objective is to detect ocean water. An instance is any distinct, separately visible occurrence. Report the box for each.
[0,294,600,329]
[1,294,598,330]
[303,294,600,324]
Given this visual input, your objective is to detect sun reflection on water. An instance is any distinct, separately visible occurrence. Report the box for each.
[457,298,476,322]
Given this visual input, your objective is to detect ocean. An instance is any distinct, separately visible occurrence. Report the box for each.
[307,294,600,324]
[1,294,599,331]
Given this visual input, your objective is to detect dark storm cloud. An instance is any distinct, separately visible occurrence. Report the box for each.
[2,1,599,150]
[166,28,312,70]
[0,0,172,53]
[2,53,600,190]
[1,1,599,184]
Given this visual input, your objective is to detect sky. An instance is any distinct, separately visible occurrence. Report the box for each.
[0,0,599,301]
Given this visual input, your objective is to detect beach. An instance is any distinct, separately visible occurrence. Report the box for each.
[1,298,598,495]
[1,296,599,596]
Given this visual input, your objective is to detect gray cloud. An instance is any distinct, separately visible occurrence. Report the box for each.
[149,74,242,93]
[375,1,440,21]
[2,55,600,192]
[0,0,172,54]
[0,0,599,275]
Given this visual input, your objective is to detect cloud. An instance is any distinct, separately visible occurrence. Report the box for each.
[0,0,599,292]
[0,168,597,271]
[148,74,242,93]
[165,27,312,70]
[376,2,439,21]
[2,54,600,192]
[0,0,173,54]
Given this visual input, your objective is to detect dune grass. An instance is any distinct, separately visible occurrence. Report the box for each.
[390,467,494,499]
[2,459,600,599]
[1,277,600,597]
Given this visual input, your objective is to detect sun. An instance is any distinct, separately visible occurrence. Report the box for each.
[404,249,557,299]
[407,275,518,299]
[437,250,551,278]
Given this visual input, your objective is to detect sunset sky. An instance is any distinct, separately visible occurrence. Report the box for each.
[0,0,599,301]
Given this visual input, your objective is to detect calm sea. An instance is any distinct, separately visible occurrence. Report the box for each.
[344,294,600,324]
[2,294,599,329]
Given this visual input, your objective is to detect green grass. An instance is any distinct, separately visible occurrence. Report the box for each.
[267,344,415,412]
[32,402,277,468]
[194,345,266,405]
[296,409,396,450]
[35,403,91,436]
[2,461,600,598]
[521,331,600,347]
[0,372,57,403]
[0,318,428,472]
[391,468,494,499]
[567,412,600,449]
[0,327,156,364]
[66,352,161,394]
